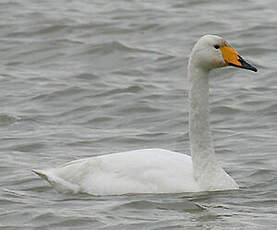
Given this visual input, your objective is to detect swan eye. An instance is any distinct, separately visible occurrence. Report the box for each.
[214,45,220,49]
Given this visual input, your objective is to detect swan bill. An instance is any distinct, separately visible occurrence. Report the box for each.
[220,46,257,72]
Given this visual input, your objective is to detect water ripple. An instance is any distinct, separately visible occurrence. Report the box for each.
[0,0,276,229]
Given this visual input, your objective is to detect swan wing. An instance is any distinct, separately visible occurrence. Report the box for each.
[33,149,199,195]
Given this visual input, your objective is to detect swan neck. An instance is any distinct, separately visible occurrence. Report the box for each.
[188,65,218,180]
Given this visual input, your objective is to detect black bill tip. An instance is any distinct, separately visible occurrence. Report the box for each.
[239,55,257,72]
[229,55,258,72]
[238,56,258,72]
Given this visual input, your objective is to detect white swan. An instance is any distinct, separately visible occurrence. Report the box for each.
[33,35,257,195]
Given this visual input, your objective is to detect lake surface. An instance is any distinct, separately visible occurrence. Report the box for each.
[0,0,276,229]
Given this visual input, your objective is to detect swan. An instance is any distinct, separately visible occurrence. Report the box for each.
[33,35,257,195]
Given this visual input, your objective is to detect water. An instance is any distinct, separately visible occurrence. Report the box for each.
[0,0,276,229]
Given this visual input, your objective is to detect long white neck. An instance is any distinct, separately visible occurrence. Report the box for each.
[188,61,220,182]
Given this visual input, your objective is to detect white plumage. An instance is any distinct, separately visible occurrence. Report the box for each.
[33,35,257,195]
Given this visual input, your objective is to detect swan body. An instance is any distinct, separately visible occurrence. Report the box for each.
[33,35,257,195]
[34,149,198,195]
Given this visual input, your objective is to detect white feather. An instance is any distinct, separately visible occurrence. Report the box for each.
[33,35,243,195]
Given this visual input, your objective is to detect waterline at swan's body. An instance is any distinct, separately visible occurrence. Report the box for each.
[34,149,197,195]
[33,148,237,195]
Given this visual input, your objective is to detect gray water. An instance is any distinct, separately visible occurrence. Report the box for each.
[0,0,276,229]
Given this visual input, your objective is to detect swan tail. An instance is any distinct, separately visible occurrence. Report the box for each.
[32,169,81,194]
[32,169,49,181]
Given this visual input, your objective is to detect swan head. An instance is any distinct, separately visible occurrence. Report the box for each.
[189,34,257,72]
